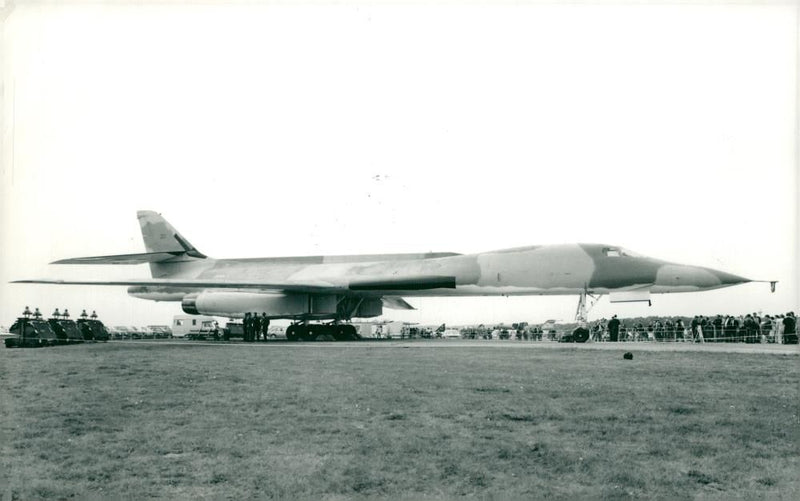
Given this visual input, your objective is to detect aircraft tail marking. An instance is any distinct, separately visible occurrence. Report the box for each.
[137,210,206,258]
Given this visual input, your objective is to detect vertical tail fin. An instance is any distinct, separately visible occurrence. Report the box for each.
[137,211,206,278]
[137,211,206,258]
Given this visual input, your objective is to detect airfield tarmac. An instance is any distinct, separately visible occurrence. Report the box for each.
[118,337,800,355]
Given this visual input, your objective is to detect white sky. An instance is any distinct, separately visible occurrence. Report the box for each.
[1,1,797,328]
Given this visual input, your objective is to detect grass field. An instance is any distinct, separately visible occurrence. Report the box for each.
[1,341,798,500]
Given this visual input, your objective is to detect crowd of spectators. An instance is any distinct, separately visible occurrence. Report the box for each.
[586,312,797,344]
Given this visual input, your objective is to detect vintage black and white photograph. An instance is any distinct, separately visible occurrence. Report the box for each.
[1,0,798,499]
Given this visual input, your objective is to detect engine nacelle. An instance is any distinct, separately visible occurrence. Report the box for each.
[181,291,338,318]
[128,286,187,302]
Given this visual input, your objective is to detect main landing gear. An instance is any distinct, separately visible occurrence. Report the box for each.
[285,323,359,342]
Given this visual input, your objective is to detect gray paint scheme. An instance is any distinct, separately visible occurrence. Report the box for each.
[14,211,754,319]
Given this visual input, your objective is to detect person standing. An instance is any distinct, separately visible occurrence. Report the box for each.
[261,313,270,340]
[753,312,762,338]
[635,322,645,341]
[761,315,773,343]
[243,312,252,342]
[251,312,261,342]
[696,316,705,343]
[698,316,708,343]
[775,314,784,344]
[724,315,738,342]
[690,316,700,341]
[608,315,620,342]
[743,314,756,343]
[592,321,603,342]
[735,315,745,342]
[654,319,664,342]
[664,318,674,342]
[783,312,797,345]
[712,315,723,342]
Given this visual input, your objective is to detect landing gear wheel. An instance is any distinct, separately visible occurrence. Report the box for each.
[332,326,347,341]
[572,327,590,343]
[303,326,318,342]
[286,325,299,342]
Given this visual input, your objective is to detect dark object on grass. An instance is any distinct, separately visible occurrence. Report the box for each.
[623,352,633,360]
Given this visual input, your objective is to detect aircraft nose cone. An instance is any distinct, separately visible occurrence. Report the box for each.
[709,269,750,286]
[656,265,750,290]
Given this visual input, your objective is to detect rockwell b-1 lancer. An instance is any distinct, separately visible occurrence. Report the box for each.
[14,211,769,342]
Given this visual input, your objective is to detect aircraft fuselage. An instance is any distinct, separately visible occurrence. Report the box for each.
[128,243,749,301]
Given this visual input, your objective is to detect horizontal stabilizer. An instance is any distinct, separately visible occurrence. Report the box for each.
[52,252,186,265]
[349,275,456,291]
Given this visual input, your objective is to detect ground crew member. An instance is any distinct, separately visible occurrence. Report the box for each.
[608,315,620,342]
[261,313,270,340]
[243,312,251,342]
[252,312,261,341]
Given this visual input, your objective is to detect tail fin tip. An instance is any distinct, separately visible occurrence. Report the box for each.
[137,210,206,258]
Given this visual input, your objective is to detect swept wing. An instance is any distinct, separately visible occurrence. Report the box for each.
[12,275,456,294]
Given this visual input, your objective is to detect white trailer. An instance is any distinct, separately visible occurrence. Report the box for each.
[172,314,218,338]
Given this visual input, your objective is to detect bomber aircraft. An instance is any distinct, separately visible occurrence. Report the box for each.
[14,211,770,342]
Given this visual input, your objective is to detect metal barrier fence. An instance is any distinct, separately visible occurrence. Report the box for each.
[593,326,787,343]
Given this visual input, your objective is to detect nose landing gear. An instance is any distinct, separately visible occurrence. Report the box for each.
[572,289,602,343]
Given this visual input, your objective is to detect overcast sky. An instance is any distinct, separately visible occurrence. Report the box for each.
[1,1,797,328]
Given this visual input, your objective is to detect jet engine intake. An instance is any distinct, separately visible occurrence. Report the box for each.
[181,293,199,315]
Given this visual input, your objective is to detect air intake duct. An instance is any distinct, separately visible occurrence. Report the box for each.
[181,293,200,315]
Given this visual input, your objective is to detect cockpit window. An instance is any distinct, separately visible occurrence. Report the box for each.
[603,247,643,258]
[621,248,643,258]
